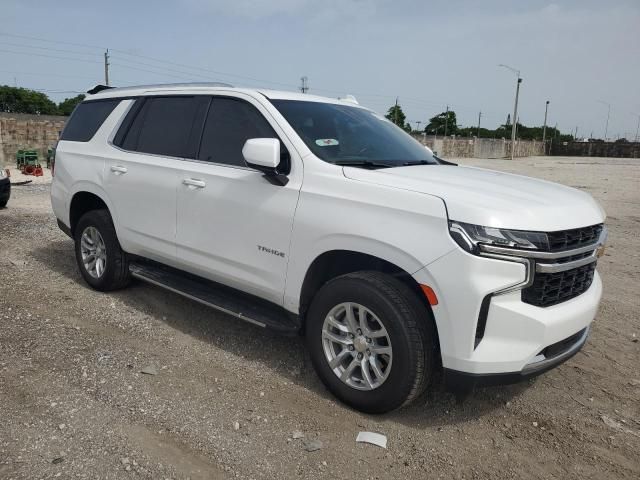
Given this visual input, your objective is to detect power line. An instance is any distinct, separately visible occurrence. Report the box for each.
[0,48,102,64]
[0,31,105,51]
[0,41,100,57]
[0,69,100,80]
[110,62,206,82]
[0,31,507,124]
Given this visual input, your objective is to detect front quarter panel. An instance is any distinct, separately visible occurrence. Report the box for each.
[284,160,453,312]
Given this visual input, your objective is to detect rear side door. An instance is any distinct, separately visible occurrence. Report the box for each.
[175,95,303,305]
[104,95,208,263]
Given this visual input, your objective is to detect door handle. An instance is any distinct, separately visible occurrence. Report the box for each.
[182,178,206,189]
[110,165,127,174]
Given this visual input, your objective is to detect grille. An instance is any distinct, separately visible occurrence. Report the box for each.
[546,224,603,252]
[522,262,596,307]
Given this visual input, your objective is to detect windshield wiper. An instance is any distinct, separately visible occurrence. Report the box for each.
[402,160,433,166]
[333,160,393,169]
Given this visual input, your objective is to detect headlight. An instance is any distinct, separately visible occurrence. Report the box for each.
[449,221,549,254]
[0,168,7,179]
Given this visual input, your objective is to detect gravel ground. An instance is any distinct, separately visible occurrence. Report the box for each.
[0,156,639,479]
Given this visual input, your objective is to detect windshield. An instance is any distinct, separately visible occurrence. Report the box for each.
[271,100,438,167]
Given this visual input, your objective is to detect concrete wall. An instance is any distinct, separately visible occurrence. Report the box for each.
[0,112,67,166]
[551,141,640,158]
[0,112,551,166]
[411,134,545,159]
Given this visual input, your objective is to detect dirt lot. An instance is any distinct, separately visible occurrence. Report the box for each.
[1,156,639,479]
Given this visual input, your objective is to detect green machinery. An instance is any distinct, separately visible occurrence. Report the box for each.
[15,149,43,176]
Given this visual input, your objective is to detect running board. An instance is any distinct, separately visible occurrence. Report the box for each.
[129,261,300,335]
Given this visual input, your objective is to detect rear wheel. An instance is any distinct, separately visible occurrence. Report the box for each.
[74,209,130,291]
[306,271,436,413]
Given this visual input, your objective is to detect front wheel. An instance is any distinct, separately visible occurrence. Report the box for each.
[306,271,436,413]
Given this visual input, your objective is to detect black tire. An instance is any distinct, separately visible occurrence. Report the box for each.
[0,199,7,208]
[306,271,437,413]
[74,209,130,291]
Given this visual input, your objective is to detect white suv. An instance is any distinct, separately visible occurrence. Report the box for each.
[51,83,606,413]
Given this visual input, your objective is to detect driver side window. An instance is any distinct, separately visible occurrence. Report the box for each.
[198,97,283,167]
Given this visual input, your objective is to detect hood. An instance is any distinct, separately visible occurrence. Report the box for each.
[343,165,605,231]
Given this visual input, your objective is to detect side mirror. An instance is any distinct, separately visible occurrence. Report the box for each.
[242,138,288,185]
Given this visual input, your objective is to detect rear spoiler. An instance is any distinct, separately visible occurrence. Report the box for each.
[87,85,114,95]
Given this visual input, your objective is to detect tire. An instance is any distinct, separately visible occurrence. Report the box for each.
[306,271,437,413]
[0,199,7,208]
[74,209,130,291]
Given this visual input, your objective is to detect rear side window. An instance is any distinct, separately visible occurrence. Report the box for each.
[198,97,279,167]
[119,96,208,158]
[60,100,120,142]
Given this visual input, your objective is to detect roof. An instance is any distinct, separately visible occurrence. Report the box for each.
[87,82,362,107]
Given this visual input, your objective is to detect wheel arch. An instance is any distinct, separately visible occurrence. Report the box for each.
[297,249,439,345]
[69,188,112,236]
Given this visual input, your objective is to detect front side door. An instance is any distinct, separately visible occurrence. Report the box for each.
[176,95,302,305]
[104,95,208,263]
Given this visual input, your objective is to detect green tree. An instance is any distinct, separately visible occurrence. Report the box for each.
[385,103,411,132]
[0,85,59,114]
[58,94,86,116]
[425,110,457,136]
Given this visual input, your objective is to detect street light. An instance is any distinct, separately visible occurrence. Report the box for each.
[596,100,611,140]
[499,64,522,160]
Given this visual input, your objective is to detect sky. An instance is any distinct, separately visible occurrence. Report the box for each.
[1,0,639,139]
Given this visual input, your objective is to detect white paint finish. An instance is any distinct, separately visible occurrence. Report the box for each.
[175,91,303,305]
[175,161,300,304]
[242,138,280,169]
[282,156,452,312]
[52,84,607,379]
[343,164,606,231]
[414,248,527,365]
[446,274,601,374]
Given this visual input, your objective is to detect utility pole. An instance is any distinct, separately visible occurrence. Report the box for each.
[634,114,639,143]
[444,105,449,137]
[542,100,550,152]
[574,126,579,140]
[104,49,110,86]
[299,76,308,93]
[477,111,482,138]
[416,120,422,132]
[499,64,522,160]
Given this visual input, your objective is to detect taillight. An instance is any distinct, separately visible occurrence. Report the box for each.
[51,148,56,177]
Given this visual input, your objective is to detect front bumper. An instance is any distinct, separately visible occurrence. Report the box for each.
[413,245,602,376]
[443,326,589,391]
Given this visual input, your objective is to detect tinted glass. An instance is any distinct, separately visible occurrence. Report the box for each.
[198,97,278,167]
[61,100,120,142]
[271,100,437,167]
[121,96,206,157]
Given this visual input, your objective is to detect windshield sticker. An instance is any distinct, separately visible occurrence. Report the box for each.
[315,138,339,146]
